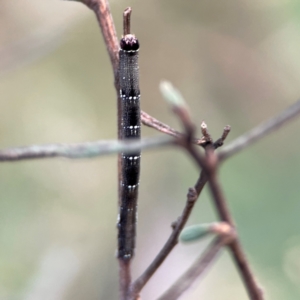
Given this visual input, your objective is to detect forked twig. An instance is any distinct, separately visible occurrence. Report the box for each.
[169,92,264,299]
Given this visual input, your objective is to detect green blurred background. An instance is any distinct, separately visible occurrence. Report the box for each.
[1,1,300,299]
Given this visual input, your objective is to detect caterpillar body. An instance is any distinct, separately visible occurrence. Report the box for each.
[118,8,141,261]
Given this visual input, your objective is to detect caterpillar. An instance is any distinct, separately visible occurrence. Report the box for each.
[118,7,141,261]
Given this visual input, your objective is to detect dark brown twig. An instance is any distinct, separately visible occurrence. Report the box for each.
[123,7,131,36]
[141,111,206,146]
[157,234,235,300]
[213,125,231,149]
[119,260,131,300]
[206,153,263,300]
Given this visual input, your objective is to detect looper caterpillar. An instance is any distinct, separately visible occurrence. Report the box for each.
[117,7,141,260]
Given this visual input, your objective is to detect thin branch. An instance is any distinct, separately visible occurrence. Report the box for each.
[157,235,234,300]
[219,99,300,161]
[201,152,235,222]
[213,125,231,149]
[229,240,264,299]
[123,7,132,36]
[119,261,131,300]
[141,111,206,146]
[0,136,173,162]
[209,155,263,299]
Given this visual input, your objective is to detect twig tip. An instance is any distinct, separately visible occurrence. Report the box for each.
[123,7,132,36]
[201,121,207,129]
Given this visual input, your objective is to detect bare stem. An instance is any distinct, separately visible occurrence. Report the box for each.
[213,125,231,149]
[123,7,132,36]
[0,136,173,162]
[141,111,207,146]
[119,260,131,300]
[219,99,300,161]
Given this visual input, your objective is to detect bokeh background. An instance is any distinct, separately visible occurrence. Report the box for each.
[1,1,300,299]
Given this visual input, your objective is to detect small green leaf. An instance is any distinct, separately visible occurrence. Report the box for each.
[180,224,212,243]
